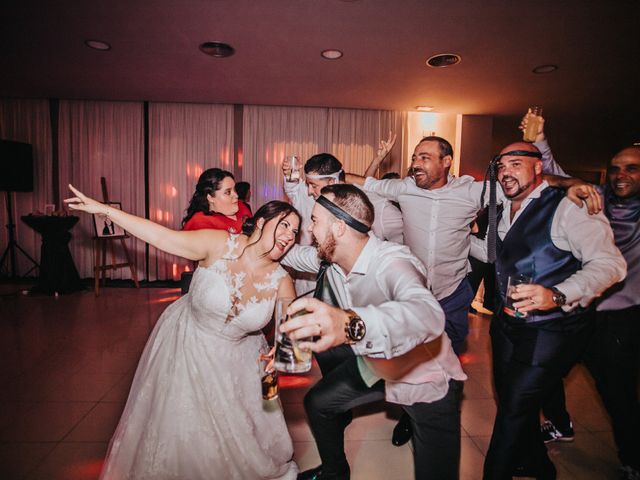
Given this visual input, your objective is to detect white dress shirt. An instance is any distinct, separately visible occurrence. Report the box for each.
[282,236,466,405]
[471,182,627,310]
[364,175,495,299]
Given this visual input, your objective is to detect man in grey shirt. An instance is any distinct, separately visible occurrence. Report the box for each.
[281,184,465,480]
[538,144,640,479]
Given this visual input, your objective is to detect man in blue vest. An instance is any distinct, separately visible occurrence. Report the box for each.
[472,142,627,479]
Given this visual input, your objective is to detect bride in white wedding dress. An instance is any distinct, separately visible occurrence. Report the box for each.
[66,185,301,480]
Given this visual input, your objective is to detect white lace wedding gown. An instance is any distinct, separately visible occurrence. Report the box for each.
[100,235,298,479]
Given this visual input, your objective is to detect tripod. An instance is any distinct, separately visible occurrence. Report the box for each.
[0,191,39,278]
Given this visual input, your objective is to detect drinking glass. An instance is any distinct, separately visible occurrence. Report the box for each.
[258,337,279,400]
[261,367,279,401]
[503,274,533,318]
[273,297,312,373]
[523,106,543,142]
[286,155,301,182]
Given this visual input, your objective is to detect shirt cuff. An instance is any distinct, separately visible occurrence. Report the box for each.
[554,282,581,312]
[356,357,381,387]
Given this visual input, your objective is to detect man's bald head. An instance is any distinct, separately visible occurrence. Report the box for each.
[496,142,544,202]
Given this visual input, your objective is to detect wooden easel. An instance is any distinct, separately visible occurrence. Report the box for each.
[93,177,140,296]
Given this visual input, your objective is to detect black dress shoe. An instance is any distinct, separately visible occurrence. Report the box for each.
[391,412,413,446]
[298,465,323,480]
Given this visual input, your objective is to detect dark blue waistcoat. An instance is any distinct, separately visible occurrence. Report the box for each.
[495,187,581,324]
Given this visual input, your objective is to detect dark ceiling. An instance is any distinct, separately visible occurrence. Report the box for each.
[2,0,639,119]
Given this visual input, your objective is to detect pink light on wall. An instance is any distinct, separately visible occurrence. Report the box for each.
[220,146,231,167]
[165,185,178,198]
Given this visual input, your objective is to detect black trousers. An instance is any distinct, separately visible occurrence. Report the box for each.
[483,312,595,479]
[304,355,463,480]
[542,305,640,470]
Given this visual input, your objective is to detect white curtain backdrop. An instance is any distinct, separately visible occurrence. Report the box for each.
[242,105,407,207]
[327,108,407,176]
[57,100,145,280]
[147,102,234,281]
[242,105,329,207]
[0,98,53,276]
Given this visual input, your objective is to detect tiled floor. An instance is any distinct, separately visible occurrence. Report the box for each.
[0,284,622,479]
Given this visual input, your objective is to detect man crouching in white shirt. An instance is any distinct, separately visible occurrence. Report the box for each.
[280,183,465,480]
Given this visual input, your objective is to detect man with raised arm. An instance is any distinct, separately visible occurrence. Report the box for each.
[471,142,626,479]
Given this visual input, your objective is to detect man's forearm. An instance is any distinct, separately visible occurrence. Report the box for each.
[544,174,581,189]
[345,173,366,186]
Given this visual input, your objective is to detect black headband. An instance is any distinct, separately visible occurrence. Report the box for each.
[316,195,371,233]
[492,149,543,163]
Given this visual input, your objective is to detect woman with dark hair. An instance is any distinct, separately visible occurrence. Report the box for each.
[182,168,252,233]
[66,185,301,480]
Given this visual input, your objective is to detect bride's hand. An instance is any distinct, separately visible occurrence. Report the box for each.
[64,184,108,215]
[259,346,276,373]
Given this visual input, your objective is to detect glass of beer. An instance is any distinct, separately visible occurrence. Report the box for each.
[274,297,312,373]
[503,274,533,318]
[261,369,279,401]
[523,106,543,142]
[259,343,279,400]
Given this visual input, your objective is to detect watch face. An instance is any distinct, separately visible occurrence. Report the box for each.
[552,290,566,306]
[349,318,366,341]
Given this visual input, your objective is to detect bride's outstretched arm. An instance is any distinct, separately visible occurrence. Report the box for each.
[65,184,226,261]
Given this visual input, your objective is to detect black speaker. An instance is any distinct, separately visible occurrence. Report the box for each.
[0,140,34,192]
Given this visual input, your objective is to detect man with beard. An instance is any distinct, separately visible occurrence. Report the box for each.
[281,183,466,480]
[470,142,626,479]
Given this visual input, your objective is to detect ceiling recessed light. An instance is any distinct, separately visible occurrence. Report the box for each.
[416,106,434,112]
[199,42,235,58]
[321,49,343,60]
[532,64,558,74]
[426,53,461,68]
[85,39,111,51]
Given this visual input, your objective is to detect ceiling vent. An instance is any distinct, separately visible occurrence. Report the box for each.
[199,42,235,58]
[426,53,461,68]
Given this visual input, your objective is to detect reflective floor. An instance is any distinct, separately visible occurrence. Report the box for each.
[0,284,621,479]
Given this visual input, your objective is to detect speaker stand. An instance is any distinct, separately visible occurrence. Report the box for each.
[0,191,39,278]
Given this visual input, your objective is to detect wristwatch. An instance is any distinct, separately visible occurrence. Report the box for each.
[550,287,567,307]
[344,309,366,344]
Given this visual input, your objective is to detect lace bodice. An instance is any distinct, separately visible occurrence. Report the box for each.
[187,234,287,341]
